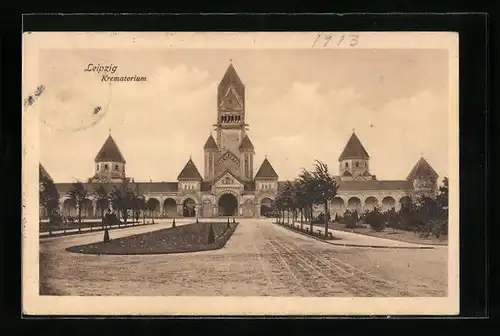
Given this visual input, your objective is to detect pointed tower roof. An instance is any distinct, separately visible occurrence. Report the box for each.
[219,63,244,89]
[203,135,218,151]
[218,62,245,104]
[339,132,370,161]
[177,158,203,181]
[39,163,53,181]
[94,134,126,163]
[406,157,439,180]
[239,134,254,150]
[255,158,279,180]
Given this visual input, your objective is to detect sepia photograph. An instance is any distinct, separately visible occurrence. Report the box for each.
[22,31,459,316]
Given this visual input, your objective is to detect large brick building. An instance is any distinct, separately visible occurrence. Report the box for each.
[40,63,439,219]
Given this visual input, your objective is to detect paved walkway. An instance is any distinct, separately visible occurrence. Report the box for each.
[286,221,435,249]
[39,219,447,297]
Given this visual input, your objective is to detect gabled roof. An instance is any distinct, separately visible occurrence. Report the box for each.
[362,170,372,176]
[135,182,179,193]
[218,63,245,105]
[239,134,254,150]
[338,180,413,192]
[339,132,370,161]
[177,158,203,181]
[406,157,439,180]
[39,163,53,181]
[94,134,126,163]
[55,182,179,195]
[213,169,245,186]
[203,135,218,151]
[255,158,279,180]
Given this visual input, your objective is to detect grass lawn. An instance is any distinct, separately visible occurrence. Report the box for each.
[65,221,239,255]
[314,222,448,246]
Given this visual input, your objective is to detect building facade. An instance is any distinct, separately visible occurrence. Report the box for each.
[42,63,439,219]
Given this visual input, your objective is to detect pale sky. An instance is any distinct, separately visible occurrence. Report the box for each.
[35,48,450,183]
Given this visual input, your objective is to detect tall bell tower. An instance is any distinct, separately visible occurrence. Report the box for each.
[214,61,248,156]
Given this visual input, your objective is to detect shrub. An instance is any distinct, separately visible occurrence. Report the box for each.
[343,209,359,229]
[416,218,448,239]
[397,206,415,231]
[364,207,386,232]
[384,208,399,231]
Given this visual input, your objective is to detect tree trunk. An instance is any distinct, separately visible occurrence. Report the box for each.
[48,214,52,236]
[324,200,329,238]
[300,208,304,230]
[309,204,313,233]
[101,209,105,229]
[78,205,82,232]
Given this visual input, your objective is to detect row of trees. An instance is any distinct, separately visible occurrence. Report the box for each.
[273,160,339,238]
[39,176,160,234]
[272,161,449,239]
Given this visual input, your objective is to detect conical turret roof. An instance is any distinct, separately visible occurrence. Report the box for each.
[177,158,203,181]
[255,158,279,180]
[239,134,254,150]
[339,132,370,161]
[94,134,126,163]
[203,135,218,151]
[406,157,438,180]
[39,163,53,181]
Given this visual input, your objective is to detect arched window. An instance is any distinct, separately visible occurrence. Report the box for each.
[104,164,109,171]
[355,162,359,168]
[96,164,99,171]
[345,162,348,168]
[115,164,119,171]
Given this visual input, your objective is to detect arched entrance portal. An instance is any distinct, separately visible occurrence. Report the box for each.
[218,194,238,216]
[183,198,196,217]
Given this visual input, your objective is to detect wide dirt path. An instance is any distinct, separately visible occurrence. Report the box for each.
[39,219,447,297]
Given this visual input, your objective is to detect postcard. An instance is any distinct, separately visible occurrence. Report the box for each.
[23,31,459,316]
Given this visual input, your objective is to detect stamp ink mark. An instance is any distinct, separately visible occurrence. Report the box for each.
[40,82,112,133]
[24,85,46,108]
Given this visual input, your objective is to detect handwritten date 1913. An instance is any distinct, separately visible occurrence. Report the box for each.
[312,33,359,48]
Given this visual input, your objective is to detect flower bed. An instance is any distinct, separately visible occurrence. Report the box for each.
[65,221,239,255]
[273,221,340,241]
